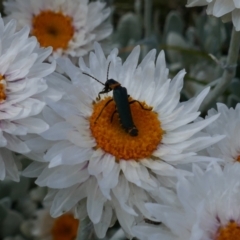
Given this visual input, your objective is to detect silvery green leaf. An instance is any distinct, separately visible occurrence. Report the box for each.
[195,15,226,54]
[10,177,30,201]
[195,14,208,47]
[227,94,240,108]
[168,62,183,72]
[0,200,8,222]
[0,197,11,210]
[15,197,37,218]
[76,199,88,220]
[137,35,159,51]
[229,78,240,98]
[30,187,47,202]
[20,220,34,238]
[166,32,188,65]
[186,27,196,46]
[163,11,184,41]
[109,229,126,240]
[0,180,13,199]
[112,12,142,47]
[3,235,26,240]
[0,210,24,237]
[204,20,222,54]
[76,216,94,240]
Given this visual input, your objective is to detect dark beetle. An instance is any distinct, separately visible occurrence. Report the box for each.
[82,63,148,137]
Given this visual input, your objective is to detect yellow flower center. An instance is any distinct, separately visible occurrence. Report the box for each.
[0,75,6,103]
[236,155,240,162]
[90,97,163,161]
[51,214,79,240]
[32,11,74,51]
[215,221,240,240]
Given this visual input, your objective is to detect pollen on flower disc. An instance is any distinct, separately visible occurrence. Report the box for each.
[90,97,163,161]
[32,11,74,50]
[236,156,240,162]
[51,213,79,240]
[215,221,240,240]
[0,75,6,103]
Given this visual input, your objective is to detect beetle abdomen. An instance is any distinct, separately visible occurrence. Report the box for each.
[128,126,138,136]
[113,87,138,136]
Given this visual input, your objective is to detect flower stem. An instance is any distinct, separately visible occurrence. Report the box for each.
[200,28,240,112]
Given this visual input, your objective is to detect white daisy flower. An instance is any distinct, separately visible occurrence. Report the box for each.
[23,43,222,238]
[0,17,57,181]
[186,0,240,31]
[203,103,240,164]
[133,163,240,240]
[21,209,79,240]
[4,0,112,60]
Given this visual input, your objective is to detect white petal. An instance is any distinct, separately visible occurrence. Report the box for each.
[186,0,208,7]
[212,0,235,17]
[112,176,137,216]
[15,117,48,134]
[22,162,47,178]
[50,183,87,217]
[88,149,105,175]
[0,153,6,180]
[139,49,156,69]
[48,146,92,168]
[87,177,106,224]
[67,129,95,148]
[36,164,89,188]
[232,9,240,31]
[5,134,30,153]
[145,203,166,221]
[121,46,140,87]
[41,122,72,140]
[120,160,141,186]
[233,0,240,8]
[162,114,220,144]
[97,161,120,195]
[112,196,135,236]
[1,149,19,181]
[155,50,169,87]
[141,159,176,173]
[25,137,52,153]
[94,205,112,238]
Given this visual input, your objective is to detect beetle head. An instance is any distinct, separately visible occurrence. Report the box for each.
[106,79,121,90]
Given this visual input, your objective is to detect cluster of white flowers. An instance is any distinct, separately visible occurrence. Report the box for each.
[1,0,240,239]
[0,18,57,181]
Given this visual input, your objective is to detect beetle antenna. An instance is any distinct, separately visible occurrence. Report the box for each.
[82,72,105,86]
[107,62,111,80]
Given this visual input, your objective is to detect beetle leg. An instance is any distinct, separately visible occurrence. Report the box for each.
[128,100,152,111]
[97,88,112,101]
[97,90,106,101]
[95,99,114,123]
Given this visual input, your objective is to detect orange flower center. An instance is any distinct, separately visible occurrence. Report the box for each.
[90,96,163,161]
[236,156,240,162]
[0,75,6,103]
[51,214,79,240]
[32,11,74,51]
[215,221,240,240]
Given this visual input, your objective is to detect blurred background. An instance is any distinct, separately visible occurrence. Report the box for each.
[104,0,236,107]
[0,0,239,240]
